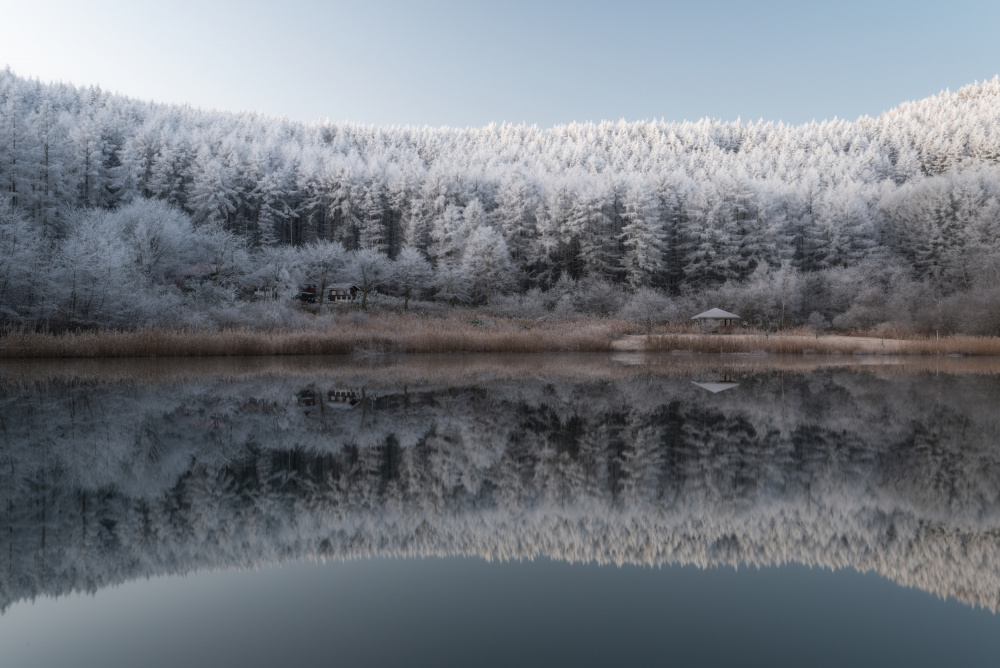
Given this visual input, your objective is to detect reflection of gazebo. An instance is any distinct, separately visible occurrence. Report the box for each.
[691,381,740,393]
[692,308,740,333]
[691,373,739,393]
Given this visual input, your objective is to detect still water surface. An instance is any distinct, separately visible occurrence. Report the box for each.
[2,354,1000,667]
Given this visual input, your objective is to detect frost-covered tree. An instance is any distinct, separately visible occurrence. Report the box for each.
[147,139,189,207]
[434,262,470,306]
[71,107,109,208]
[0,91,37,211]
[299,240,348,308]
[492,171,537,273]
[188,147,237,228]
[349,248,392,309]
[359,182,386,253]
[30,99,71,234]
[0,201,47,326]
[460,225,515,303]
[393,246,433,310]
[618,287,676,333]
[619,183,663,288]
[248,150,295,247]
[112,199,201,282]
[428,203,466,268]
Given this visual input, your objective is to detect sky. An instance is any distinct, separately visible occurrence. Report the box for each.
[2,0,999,128]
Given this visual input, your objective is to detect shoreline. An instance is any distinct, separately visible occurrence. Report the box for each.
[5,352,1000,387]
[3,315,1000,359]
[616,332,1000,356]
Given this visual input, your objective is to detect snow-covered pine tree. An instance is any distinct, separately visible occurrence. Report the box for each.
[393,246,433,309]
[460,225,515,303]
[428,203,466,269]
[359,182,386,252]
[30,99,71,235]
[619,181,664,288]
[0,92,38,211]
[188,147,237,229]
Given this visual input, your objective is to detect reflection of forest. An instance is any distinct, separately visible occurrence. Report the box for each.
[3,360,1000,611]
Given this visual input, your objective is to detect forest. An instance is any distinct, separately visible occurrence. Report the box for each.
[3,362,1000,610]
[2,68,1000,334]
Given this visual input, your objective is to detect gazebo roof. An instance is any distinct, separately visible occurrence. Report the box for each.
[691,308,740,320]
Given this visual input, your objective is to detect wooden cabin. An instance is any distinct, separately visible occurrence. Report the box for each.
[325,283,360,303]
[296,284,317,303]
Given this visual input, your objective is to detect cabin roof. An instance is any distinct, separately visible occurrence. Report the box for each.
[326,283,359,291]
[691,308,740,320]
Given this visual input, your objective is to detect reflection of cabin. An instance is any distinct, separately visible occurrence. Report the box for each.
[296,389,317,406]
[296,387,363,411]
[325,283,360,303]
[327,389,361,408]
[692,308,740,333]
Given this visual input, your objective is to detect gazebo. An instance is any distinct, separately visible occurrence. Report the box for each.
[691,308,740,333]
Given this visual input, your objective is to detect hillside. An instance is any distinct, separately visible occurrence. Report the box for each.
[2,69,1000,334]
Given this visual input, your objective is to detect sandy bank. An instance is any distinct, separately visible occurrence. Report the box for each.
[612,332,1000,356]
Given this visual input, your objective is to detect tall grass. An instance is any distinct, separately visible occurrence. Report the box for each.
[0,315,633,359]
[5,315,1000,359]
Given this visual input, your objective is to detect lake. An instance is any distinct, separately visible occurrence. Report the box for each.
[2,353,1000,667]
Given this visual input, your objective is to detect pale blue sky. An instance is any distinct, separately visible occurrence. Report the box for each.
[2,0,998,127]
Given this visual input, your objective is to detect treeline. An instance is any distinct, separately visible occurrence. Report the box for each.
[3,196,999,335]
[2,68,1000,332]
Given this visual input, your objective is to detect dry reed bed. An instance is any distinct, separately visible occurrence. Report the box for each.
[5,315,1000,360]
[642,333,1000,356]
[0,316,633,359]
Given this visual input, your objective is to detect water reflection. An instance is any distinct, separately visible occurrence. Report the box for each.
[2,355,1000,612]
[691,372,740,393]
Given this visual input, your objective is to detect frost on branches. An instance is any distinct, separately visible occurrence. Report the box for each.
[3,68,1000,332]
